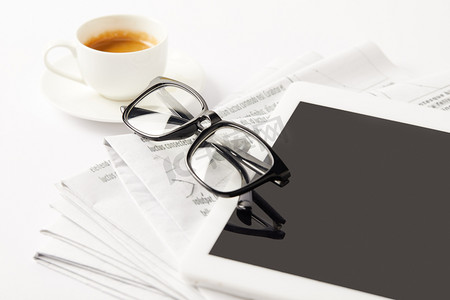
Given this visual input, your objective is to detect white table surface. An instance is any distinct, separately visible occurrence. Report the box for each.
[2,0,450,299]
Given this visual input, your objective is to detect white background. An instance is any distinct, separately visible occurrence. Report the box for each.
[1,0,450,299]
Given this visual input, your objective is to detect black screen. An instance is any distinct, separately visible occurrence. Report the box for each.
[210,102,450,300]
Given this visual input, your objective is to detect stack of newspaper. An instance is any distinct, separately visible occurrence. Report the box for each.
[35,42,450,299]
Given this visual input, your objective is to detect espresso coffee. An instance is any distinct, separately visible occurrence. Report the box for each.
[84,30,157,53]
[45,15,168,100]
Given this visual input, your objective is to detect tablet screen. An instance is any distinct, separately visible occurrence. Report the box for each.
[210,102,450,300]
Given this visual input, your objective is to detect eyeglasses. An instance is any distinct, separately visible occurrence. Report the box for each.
[121,77,291,239]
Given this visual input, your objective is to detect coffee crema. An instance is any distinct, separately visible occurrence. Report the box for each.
[84,30,158,53]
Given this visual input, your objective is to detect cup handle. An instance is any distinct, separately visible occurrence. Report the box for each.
[44,41,85,84]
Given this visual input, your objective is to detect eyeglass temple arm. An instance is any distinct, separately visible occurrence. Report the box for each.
[226,192,285,239]
[208,140,272,177]
[252,190,285,228]
[209,143,285,222]
[210,143,286,229]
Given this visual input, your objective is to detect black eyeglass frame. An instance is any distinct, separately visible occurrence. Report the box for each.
[122,76,291,198]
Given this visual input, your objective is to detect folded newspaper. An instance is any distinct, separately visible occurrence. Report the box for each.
[35,42,450,300]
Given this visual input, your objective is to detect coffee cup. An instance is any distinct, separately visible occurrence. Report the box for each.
[44,15,168,101]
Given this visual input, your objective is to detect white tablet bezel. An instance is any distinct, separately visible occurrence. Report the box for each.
[180,82,450,300]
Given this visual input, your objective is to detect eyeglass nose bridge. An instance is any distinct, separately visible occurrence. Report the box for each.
[196,110,222,131]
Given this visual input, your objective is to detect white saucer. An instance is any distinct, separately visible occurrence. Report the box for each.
[41,48,204,123]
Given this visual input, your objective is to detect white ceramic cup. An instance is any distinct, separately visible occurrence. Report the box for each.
[44,15,168,101]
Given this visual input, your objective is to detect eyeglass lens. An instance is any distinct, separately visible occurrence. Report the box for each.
[127,86,203,136]
[189,126,274,193]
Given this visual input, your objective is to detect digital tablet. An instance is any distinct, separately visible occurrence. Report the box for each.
[181,82,450,300]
